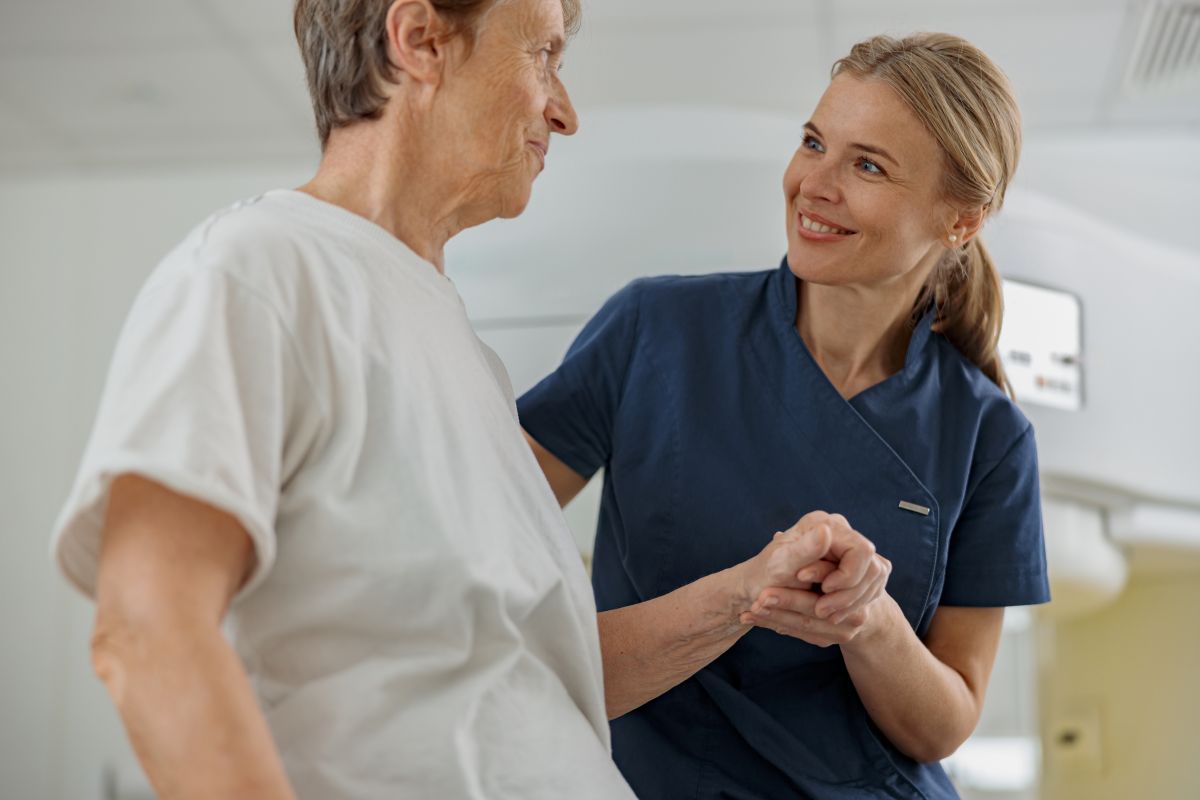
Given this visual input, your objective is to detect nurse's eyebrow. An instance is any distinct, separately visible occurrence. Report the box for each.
[804,122,900,168]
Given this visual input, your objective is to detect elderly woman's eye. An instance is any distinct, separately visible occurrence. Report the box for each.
[542,49,566,74]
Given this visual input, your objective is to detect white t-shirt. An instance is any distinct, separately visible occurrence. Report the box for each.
[52,190,633,799]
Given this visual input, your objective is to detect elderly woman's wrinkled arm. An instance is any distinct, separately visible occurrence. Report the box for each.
[91,475,297,800]
[597,524,837,719]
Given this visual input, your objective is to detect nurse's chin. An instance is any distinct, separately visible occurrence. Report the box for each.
[785,255,865,287]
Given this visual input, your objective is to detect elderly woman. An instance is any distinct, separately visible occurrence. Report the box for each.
[50,1,642,798]
[521,33,1051,799]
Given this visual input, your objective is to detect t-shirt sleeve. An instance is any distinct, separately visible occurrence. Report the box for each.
[50,265,321,603]
[517,281,642,480]
[939,425,1052,607]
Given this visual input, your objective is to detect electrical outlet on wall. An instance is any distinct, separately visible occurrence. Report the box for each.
[1046,701,1105,775]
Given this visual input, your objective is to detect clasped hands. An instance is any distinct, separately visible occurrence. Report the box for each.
[738,511,893,647]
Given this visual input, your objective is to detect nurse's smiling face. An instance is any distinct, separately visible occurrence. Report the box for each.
[782,75,960,290]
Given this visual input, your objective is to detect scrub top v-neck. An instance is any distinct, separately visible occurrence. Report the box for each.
[518,259,1050,800]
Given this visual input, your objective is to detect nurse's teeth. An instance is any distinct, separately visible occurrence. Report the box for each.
[801,214,850,235]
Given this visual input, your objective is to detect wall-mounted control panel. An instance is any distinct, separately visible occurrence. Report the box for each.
[1000,280,1084,412]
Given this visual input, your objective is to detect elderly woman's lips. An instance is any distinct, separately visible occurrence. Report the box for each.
[527,142,547,170]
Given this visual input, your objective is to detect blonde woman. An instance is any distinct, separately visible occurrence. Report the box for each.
[521,34,1050,799]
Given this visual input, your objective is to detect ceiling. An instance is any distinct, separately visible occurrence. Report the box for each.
[0,0,1196,174]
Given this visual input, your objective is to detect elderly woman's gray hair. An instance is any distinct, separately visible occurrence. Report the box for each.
[294,0,582,148]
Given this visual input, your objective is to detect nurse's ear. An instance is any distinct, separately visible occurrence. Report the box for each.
[944,205,987,249]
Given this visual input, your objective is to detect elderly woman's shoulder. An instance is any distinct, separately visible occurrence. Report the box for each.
[187,192,309,260]
[142,192,357,328]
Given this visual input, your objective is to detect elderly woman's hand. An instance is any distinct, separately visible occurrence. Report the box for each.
[738,511,892,644]
[737,517,831,607]
[739,581,893,647]
[738,512,879,606]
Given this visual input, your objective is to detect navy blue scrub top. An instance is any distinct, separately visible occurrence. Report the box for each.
[518,260,1051,800]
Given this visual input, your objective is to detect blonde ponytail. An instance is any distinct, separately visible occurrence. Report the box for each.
[925,237,1010,395]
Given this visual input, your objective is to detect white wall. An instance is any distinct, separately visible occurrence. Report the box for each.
[1015,131,1200,258]
[1040,574,1200,799]
[3,118,1199,798]
[990,189,1200,507]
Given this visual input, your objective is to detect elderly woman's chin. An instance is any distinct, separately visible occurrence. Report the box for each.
[493,177,539,220]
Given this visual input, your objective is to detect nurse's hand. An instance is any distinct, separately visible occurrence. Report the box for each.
[738,583,889,647]
[741,511,891,624]
[740,543,892,646]
[738,511,888,616]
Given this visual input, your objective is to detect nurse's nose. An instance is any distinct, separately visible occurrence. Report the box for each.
[800,160,843,206]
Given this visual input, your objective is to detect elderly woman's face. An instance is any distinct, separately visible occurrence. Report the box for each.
[782,75,956,290]
[437,0,578,221]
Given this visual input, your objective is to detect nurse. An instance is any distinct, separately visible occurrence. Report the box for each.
[520,32,1051,799]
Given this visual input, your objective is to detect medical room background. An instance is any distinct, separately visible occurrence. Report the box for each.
[2,0,1198,798]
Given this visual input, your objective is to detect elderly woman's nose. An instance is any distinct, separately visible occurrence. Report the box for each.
[548,85,579,136]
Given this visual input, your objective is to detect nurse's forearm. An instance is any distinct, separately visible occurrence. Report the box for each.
[597,565,754,719]
[838,597,981,763]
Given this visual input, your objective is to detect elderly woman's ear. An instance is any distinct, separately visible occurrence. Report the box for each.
[385,0,453,86]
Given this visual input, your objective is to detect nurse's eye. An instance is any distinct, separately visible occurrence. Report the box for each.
[856,157,885,176]
[802,134,825,154]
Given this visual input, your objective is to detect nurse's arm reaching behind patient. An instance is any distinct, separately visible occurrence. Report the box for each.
[526,433,890,721]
